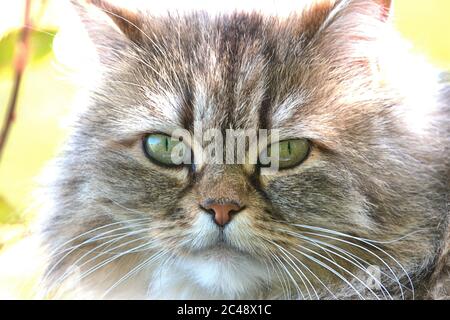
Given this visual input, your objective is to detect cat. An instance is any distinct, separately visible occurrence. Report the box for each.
[38,0,450,299]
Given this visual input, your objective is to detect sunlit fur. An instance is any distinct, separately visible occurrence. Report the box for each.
[38,0,450,299]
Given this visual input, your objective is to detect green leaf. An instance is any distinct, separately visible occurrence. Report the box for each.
[0,28,58,72]
[0,196,21,224]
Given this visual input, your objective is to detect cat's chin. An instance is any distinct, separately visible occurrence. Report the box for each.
[147,245,272,299]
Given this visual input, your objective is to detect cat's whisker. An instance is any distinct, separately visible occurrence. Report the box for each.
[271,219,413,299]
[47,220,154,261]
[291,258,338,300]
[300,230,411,299]
[101,241,178,298]
[290,222,421,246]
[293,246,367,300]
[291,231,403,299]
[265,236,338,300]
[263,238,317,300]
[56,229,148,256]
[256,240,289,299]
[280,229,392,300]
[43,218,155,282]
[299,244,384,299]
[45,217,152,259]
[299,233,393,299]
[151,248,180,297]
[270,254,290,299]
[259,245,292,299]
[260,237,306,300]
[47,222,174,294]
[47,230,153,292]
[270,250,303,300]
[258,241,291,299]
[61,234,165,289]
[260,258,276,298]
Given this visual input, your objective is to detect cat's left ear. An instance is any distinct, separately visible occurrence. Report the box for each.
[319,0,393,32]
[375,0,392,21]
[85,0,144,42]
[306,0,395,60]
[70,0,144,45]
[69,0,145,64]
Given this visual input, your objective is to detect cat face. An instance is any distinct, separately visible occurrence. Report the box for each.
[41,0,449,299]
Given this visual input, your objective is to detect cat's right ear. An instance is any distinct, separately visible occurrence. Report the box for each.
[69,0,143,63]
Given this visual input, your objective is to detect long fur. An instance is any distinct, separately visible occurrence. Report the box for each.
[37,0,450,299]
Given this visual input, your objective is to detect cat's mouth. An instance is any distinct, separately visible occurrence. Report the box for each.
[185,233,253,258]
[190,243,254,261]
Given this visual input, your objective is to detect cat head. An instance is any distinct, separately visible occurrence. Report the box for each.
[42,0,449,299]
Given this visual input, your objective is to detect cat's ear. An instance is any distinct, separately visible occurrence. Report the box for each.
[305,0,394,63]
[319,0,392,29]
[374,0,392,21]
[69,0,143,62]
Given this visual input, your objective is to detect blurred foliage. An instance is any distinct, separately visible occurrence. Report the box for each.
[0,0,450,299]
[0,28,57,73]
[0,196,17,224]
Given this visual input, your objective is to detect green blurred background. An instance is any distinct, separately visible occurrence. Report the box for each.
[0,0,449,299]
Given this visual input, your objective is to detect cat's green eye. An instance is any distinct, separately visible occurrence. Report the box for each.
[143,134,187,167]
[264,139,311,170]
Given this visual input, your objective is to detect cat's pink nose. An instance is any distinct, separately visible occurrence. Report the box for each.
[201,201,243,227]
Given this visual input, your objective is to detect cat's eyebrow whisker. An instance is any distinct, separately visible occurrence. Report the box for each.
[104,80,148,90]
[280,229,392,300]
[89,42,175,89]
